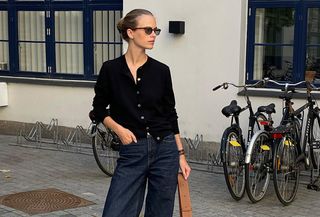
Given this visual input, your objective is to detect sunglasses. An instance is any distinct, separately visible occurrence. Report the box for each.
[132,27,161,36]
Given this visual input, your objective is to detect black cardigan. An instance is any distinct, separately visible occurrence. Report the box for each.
[92,55,179,141]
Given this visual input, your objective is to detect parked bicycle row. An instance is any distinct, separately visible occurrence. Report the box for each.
[212,78,320,206]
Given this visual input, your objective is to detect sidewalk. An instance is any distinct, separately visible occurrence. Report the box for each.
[1,134,320,217]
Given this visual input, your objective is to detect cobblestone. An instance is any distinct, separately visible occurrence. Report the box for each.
[1,135,320,216]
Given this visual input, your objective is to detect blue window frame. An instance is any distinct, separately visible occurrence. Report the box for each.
[0,0,122,80]
[247,0,320,85]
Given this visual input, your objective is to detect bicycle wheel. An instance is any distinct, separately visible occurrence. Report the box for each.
[245,131,272,203]
[92,126,119,176]
[310,114,320,169]
[273,135,300,206]
[220,126,245,200]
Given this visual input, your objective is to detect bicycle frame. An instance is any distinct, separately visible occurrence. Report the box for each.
[280,92,317,156]
[228,89,262,150]
[213,81,266,147]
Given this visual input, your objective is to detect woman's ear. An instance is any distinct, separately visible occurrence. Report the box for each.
[127,29,134,40]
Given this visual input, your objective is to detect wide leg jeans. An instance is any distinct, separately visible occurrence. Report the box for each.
[102,133,179,217]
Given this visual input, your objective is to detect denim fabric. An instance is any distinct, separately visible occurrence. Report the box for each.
[102,133,179,217]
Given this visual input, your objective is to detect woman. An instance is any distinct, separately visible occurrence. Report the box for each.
[92,9,191,217]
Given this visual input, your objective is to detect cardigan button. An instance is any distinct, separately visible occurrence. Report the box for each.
[156,137,160,141]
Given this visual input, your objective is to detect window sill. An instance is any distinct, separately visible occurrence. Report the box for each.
[0,76,95,88]
[238,88,320,100]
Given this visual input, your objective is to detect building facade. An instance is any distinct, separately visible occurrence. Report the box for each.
[0,0,319,143]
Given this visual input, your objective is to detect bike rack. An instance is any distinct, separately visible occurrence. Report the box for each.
[61,124,92,152]
[17,119,59,146]
[184,134,203,162]
[16,119,92,154]
[184,134,222,173]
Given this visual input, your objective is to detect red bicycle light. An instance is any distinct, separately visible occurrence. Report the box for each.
[259,121,269,126]
[272,133,283,139]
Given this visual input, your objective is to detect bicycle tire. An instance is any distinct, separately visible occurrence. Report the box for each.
[310,114,320,169]
[273,135,300,205]
[245,131,272,203]
[92,128,119,176]
[220,126,245,201]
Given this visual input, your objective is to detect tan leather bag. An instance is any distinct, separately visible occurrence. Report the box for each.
[178,172,192,217]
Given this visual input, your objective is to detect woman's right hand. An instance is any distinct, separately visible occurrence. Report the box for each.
[115,126,137,145]
[103,117,137,145]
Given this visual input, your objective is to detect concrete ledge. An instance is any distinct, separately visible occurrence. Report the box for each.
[0,76,95,88]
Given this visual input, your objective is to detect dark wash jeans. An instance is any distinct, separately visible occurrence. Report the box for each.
[102,133,180,217]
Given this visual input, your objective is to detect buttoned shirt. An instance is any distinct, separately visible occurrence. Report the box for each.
[92,55,179,141]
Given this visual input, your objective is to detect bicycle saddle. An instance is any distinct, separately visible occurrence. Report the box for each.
[222,100,241,117]
[257,103,276,114]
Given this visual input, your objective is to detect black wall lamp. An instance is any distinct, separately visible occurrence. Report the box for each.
[169,21,185,34]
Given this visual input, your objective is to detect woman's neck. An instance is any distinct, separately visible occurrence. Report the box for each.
[125,47,148,67]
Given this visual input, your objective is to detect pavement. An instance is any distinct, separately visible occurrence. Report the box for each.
[1,134,320,217]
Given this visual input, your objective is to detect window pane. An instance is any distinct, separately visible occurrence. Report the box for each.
[307,8,320,44]
[18,11,45,41]
[255,8,295,44]
[55,11,83,43]
[56,44,83,74]
[93,10,122,74]
[0,11,8,40]
[19,42,46,72]
[94,43,122,74]
[0,11,9,70]
[0,42,9,70]
[306,47,320,84]
[55,11,84,74]
[254,46,293,81]
[306,8,320,84]
[18,11,46,72]
[94,10,121,42]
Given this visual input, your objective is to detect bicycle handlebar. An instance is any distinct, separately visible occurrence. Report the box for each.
[212,80,264,91]
[212,78,320,92]
[264,78,320,92]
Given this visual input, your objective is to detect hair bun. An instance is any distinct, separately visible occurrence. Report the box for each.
[117,18,124,33]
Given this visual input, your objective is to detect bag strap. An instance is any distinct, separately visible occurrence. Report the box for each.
[178,172,192,217]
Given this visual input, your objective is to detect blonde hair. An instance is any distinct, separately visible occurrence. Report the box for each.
[117,9,153,41]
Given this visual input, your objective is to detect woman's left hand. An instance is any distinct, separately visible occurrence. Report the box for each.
[179,155,191,180]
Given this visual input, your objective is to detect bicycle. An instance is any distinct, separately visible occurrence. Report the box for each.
[245,78,320,205]
[89,111,120,176]
[212,80,275,200]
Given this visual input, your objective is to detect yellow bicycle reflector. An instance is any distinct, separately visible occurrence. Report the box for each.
[284,140,291,146]
[230,141,241,147]
[260,145,270,151]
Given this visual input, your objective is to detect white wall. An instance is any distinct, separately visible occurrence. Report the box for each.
[0,82,94,129]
